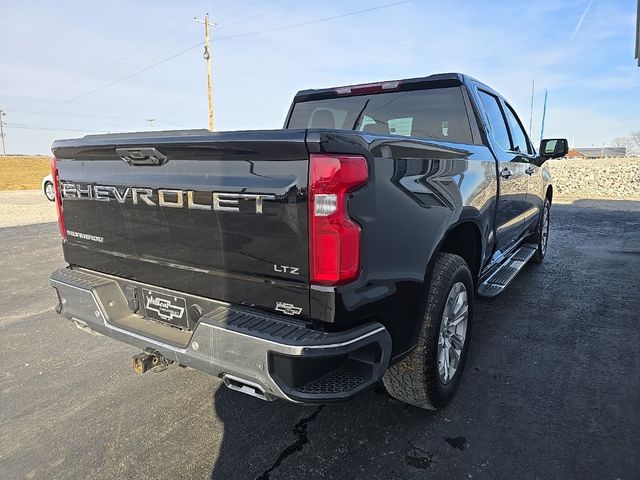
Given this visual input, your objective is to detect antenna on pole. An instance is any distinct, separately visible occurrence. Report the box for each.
[539,89,548,141]
[194,13,217,131]
[528,80,535,138]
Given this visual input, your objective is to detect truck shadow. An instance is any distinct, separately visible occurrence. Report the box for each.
[208,381,446,480]
[207,200,640,480]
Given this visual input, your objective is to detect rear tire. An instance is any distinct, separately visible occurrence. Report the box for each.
[531,199,550,263]
[383,253,474,410]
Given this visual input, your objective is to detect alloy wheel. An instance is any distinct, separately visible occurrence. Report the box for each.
[437,281,468,384]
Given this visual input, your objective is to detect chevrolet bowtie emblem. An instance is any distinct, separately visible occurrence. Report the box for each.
[275,302,303,316]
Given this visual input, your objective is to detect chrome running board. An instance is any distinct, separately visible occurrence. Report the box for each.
[478,243,537,298]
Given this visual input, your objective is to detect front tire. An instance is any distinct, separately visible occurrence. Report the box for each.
[44,181,55,202]
[531,199,550,263]
[383,253,474,410]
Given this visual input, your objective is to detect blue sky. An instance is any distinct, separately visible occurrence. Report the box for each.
[1,0,638,154]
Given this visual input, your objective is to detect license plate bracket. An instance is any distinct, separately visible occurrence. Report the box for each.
[141,288,189,329]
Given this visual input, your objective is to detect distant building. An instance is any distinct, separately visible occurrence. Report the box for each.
[566,147,627,159]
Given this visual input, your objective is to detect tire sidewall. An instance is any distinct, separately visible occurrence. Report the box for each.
[428,264,474,406]
[535,199,550,260]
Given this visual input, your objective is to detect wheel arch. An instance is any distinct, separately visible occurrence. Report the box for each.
[393,219,484,365]
[436,220,484,285]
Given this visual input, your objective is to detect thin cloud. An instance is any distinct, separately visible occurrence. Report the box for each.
[569,0,595,42]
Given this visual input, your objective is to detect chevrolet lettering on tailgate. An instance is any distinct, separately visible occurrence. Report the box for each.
[60,183,275,213]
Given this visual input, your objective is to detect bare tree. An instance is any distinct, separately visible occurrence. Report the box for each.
[612,137,631,149]
[611,132,640,157]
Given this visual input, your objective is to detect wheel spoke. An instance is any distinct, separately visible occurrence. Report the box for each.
[445,294,455,315]
[438,345,446,378]
[450,335,464,350]
[450,306,468,326]
[442,346,450,382]
[449,345,461,369]
[453,291,466,315]
[437,281,469,385]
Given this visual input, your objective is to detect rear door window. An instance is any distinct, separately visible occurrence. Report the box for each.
[503,103,532,154]
[478,90,511,151]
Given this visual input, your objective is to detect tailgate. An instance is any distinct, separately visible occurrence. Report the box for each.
[52,129,310,318]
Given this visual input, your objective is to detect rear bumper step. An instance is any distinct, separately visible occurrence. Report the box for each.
[50,267,391,403]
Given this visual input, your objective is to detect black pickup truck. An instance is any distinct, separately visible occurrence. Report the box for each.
[50,73,567,410]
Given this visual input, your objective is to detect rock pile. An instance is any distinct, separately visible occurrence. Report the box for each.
[546,157,640,199]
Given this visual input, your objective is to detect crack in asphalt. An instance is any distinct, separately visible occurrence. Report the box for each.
[405,442,434,469]
[256,405,324,480]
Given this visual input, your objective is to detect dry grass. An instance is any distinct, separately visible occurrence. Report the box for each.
[0,156,51,190]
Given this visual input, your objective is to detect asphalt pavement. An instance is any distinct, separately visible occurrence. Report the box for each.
[1,200,639,480]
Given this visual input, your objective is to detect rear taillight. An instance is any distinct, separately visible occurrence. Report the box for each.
[308,154,369,285]
[50,156,66,239]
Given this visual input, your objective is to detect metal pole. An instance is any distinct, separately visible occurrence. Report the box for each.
[539,89,548,141]
[636,0,639,66]
[528,80,535,138]
[0,111,6,156]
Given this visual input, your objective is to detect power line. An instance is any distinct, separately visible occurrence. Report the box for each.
[4,123,111,134]
[7,109,185,127]
[35,1,410,113]
[38,41,204,113]
[215,1,411,41]
[52,24,193,98]
[221,0,299,27]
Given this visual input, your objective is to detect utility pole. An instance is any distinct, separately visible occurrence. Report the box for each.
[0,110,6,156]
[194,14,217,131]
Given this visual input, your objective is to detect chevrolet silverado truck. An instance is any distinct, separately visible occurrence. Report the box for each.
[49,73,568,410]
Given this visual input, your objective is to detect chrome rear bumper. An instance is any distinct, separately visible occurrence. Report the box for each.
[50,267,391,403]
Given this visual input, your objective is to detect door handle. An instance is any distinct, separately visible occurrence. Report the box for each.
[525,166,536,175]
[500,168,513,179]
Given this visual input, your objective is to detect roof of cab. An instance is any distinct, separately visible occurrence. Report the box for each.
[293,73,472,102]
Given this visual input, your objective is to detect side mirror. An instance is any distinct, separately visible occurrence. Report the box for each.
[539,138,568,160]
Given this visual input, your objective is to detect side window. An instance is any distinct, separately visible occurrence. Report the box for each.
[503,103,532,154]
[478,91,511,151]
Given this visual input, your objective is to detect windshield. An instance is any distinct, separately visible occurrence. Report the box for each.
[287,86,473,144]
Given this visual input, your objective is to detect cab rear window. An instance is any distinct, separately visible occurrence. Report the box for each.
[287,87,473,144]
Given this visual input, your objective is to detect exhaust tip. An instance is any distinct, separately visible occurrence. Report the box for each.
[223,374,271,401]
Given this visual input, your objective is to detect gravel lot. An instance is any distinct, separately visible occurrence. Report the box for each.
[1,200,639,480]
[0,189,56,227]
